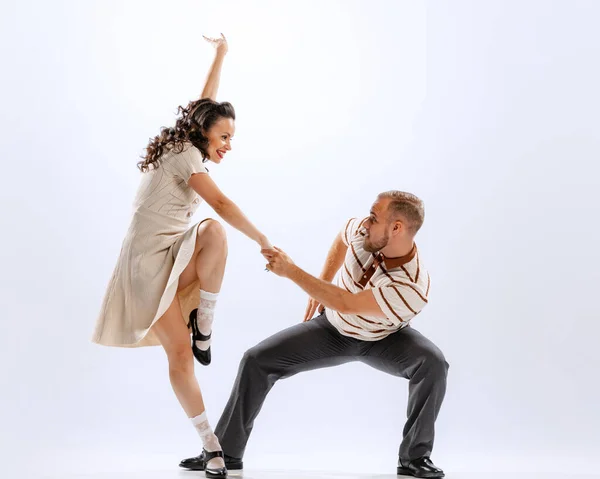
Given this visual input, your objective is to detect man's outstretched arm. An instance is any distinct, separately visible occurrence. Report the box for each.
[263,247,386,319]
[303,232,348,321]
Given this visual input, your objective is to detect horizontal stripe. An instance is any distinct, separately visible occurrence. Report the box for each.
[336,311,359,330]
[334,311,385,332]
[356,314,383,325]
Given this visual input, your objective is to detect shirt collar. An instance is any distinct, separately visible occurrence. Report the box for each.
[376,243,417,269]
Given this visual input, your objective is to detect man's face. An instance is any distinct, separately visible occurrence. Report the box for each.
[363,199,392,253]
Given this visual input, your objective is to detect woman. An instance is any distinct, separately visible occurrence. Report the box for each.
[92,34,269,478]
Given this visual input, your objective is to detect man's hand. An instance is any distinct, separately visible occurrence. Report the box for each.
[262,246,295,278]
[303,297,323,322]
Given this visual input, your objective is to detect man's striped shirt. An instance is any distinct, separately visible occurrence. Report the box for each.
[325,217,431,341]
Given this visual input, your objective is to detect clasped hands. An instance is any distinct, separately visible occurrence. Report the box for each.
[260,242,323,322]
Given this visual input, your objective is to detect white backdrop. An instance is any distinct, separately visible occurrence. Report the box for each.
[1,0,599,476]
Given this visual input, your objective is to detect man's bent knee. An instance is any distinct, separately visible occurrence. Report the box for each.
[241,342,278,371]
[423,348,449,378]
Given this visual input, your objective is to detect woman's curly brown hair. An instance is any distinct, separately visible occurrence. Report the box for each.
[138,98,236,172]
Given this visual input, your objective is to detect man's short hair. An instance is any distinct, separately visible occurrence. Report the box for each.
[378,191,425,235]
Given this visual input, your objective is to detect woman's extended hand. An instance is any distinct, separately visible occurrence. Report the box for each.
[203,33,228,56]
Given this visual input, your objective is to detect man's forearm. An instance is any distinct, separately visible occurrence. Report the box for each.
[287,264,351,313]
[318,233,347,282]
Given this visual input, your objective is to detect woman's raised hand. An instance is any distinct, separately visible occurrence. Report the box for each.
[203,33,228,56]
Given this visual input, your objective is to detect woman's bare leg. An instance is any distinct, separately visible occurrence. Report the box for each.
[178,219,228,294]
[153,296,204,415]
[178,219,228,356]
[153,298,225,469]
[151,218,228,470]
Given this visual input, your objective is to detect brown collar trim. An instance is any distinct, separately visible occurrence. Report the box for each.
[379,243,417,269]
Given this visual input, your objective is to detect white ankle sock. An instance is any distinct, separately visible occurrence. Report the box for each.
[194,290,218,351]
[191,412,225,469]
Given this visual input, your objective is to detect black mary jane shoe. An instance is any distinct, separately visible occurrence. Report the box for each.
[203,449,228,479]
[397,456,445,478]
[180,451,243,472]
[189,308,211,366]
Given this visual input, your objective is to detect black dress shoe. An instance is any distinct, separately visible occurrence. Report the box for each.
[179,450,243,473]
[189,308,211,365]
[397,457,444,478]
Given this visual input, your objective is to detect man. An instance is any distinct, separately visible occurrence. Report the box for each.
[180,191,449,477]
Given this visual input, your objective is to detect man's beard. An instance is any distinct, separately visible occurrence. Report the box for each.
[363,232,389,253]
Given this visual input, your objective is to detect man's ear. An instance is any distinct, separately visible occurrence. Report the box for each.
[392,220,403,235]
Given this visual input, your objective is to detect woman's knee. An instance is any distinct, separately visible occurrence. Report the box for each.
[197,219,228,259]
[198,219,227,243]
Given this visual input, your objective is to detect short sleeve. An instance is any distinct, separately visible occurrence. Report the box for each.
[340,217,368,246]
[372,282,429,327]
[170,145,208,182]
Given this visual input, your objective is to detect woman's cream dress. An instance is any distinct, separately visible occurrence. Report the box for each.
[92,144,210,347]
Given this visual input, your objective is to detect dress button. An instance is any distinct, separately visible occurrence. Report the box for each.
[186,212,192,218]
[193,198,199,204]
